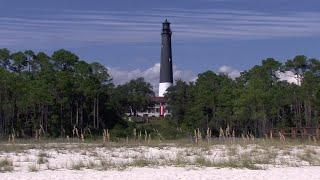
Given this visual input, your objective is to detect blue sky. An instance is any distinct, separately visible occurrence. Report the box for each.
[1,0,320,88]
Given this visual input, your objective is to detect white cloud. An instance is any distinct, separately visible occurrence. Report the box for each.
[217,65,301,85]
[108,63,197,92]
[218,65,241,79]
[109,64,301,92]
[173,66,198,83]
[276,71,300,85]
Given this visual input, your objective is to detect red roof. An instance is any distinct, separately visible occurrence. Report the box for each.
[151,96,166,103]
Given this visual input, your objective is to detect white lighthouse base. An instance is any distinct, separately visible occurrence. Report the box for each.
[159,82,172,97]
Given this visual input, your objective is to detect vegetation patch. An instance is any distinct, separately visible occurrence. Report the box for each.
[194,156,213,167]
[37,156,48,164]
[71,161,86,170]
[297,148,320,166]
[0,158,14,172]
[28,164,39,172]
[131,158,158,167]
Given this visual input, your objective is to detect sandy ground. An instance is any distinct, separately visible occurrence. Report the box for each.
[1,143,320,180]
[2,166,320,180]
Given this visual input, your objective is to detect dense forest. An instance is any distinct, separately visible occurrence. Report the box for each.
[1,48,320,138]
[0,48,153,138]
[166,56,320,137]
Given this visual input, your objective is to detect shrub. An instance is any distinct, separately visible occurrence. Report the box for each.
[0,158,13,172]
[28,164,39,172]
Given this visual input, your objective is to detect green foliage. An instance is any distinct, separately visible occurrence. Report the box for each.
[167,56,320,137]
[0,48,142,138]
[137,118,187,139]
[110,117,186,140]
[112,77,154,116]
[1,49,320,140]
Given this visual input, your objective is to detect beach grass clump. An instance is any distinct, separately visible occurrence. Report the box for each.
[38,151,50,158]
[0,158,14,172]
[71,160,86,170]
[170,154,189,167]
[131,158,158,167]
[46,163,57,170]
[37,156,48,164]
[226,145,238,157]
[213,158,262,170]
[87,160,99,169]
[297,148,320,166]
[99,159,114,170]
[194,155,213,167]
[28,164,39,172]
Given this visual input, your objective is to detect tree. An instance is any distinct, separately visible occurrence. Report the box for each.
[1,49,320,139]
[10,51,27,72]
[166,80,191,127]
[52,49,78,71]
[0,48,10,69]
[115,78,154,116]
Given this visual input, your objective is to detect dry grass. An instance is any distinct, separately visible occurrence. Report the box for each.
[37,156,48,164]
[0,138,320,172]
[170,154,189,167]
[131,158,158,167]
[297,148,320,166]
[38,151,50,158]
[213,158,262,170]
[46,163,57,170]
[1,137,318,151]
[28,164,39,172]
[71,160,86,170]
[226,145,238,157]
[194,155,213,167]
[0,158,14,172]
[99,159,114,170]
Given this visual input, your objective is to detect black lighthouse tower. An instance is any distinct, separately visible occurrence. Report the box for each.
[159,19,173,97]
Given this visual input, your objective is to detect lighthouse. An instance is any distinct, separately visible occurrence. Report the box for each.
[159,19,173,97]
[127,20,173,117]
[133,20,173,117]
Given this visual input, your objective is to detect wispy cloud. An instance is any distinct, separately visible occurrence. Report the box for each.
[1,8,320,47]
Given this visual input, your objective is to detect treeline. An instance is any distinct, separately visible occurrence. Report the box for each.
[166,56,320,137]
[1,48,320,138]
[0,48,153,137]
